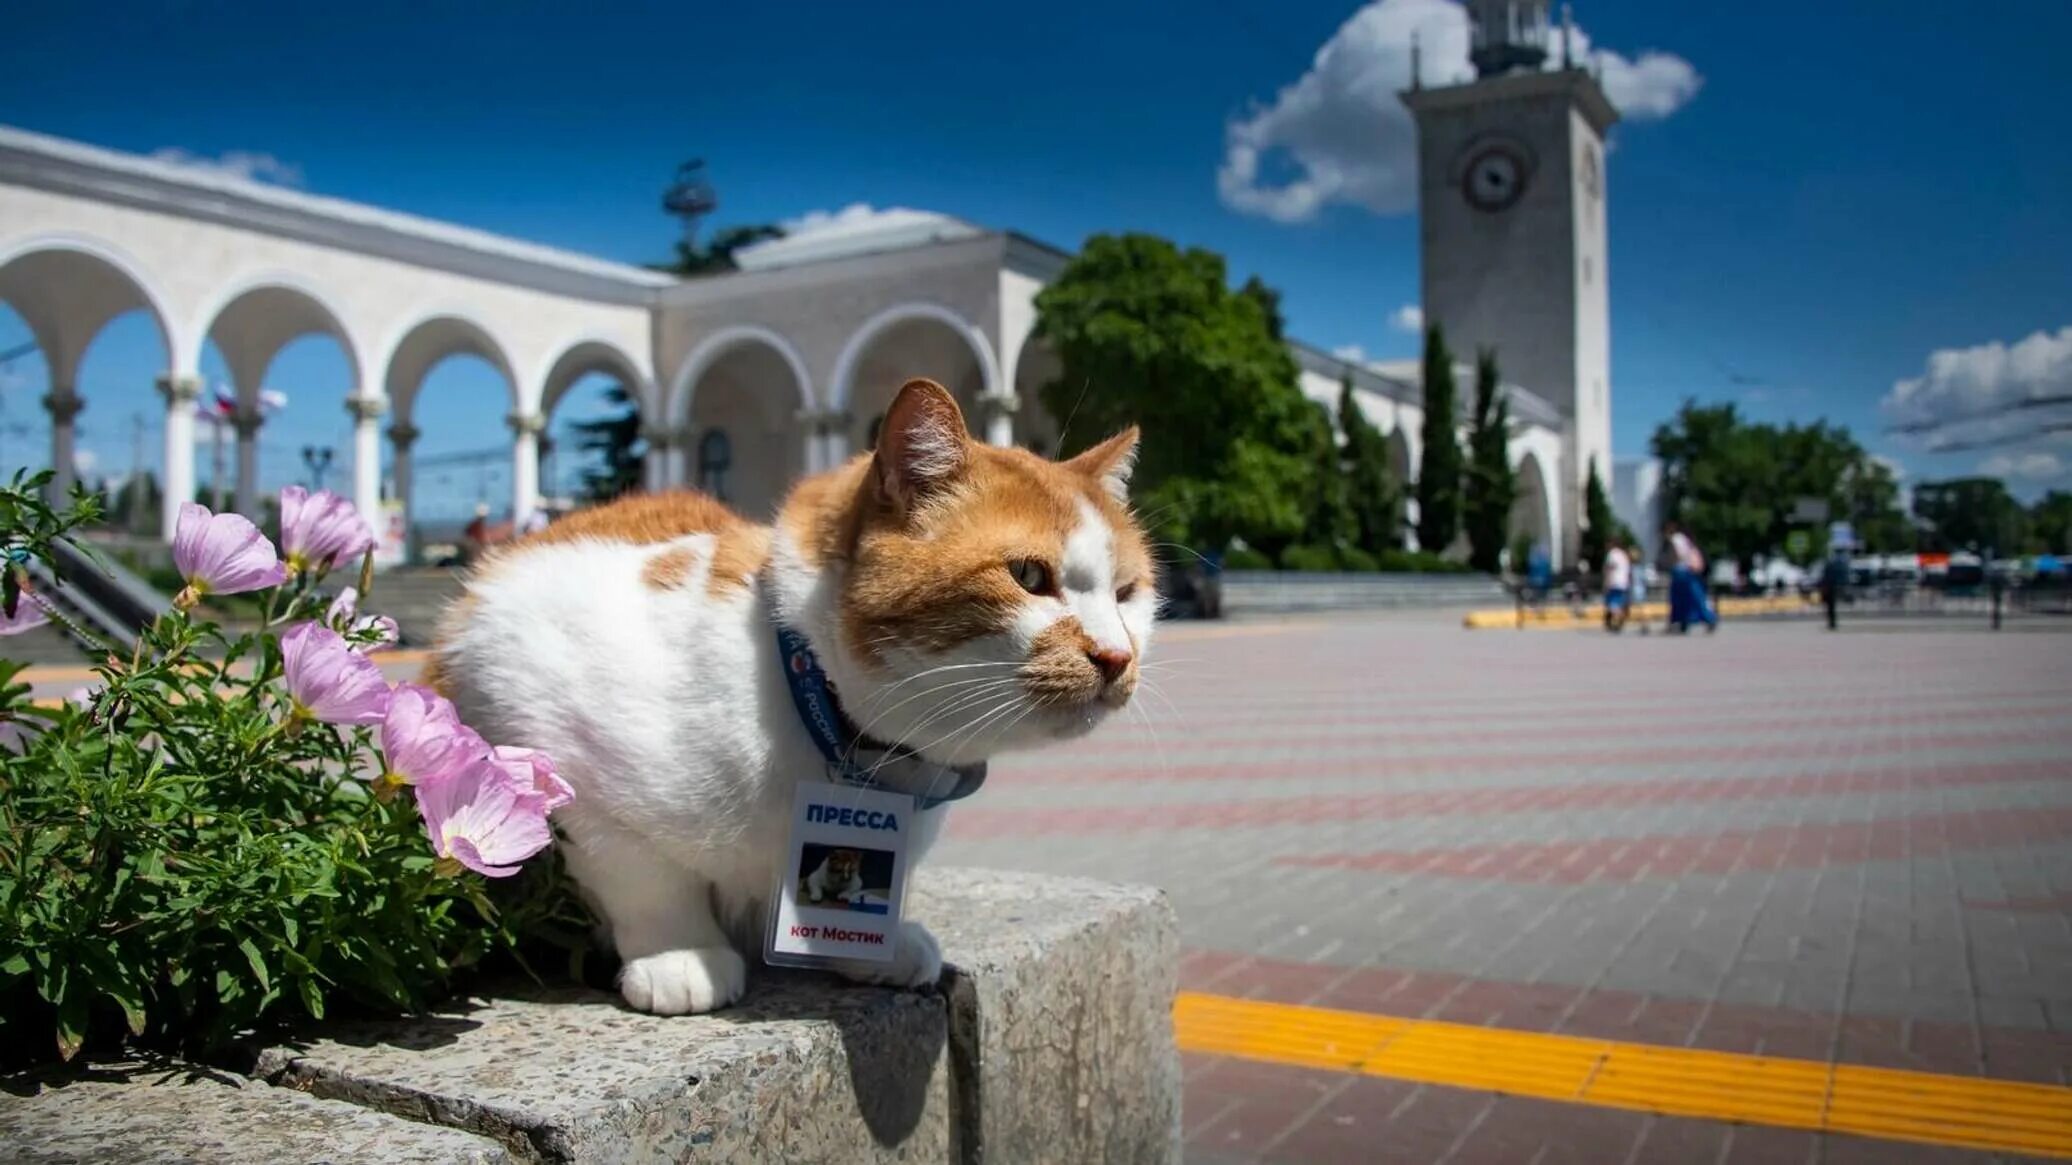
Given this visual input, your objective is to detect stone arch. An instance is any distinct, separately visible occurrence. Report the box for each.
[192,271,365,401]
[378,310,519,424]
[1511,450,1557,563]
[539,336,651,420]
[667,325,811,428]
[1006,329,1064,457]
[1385,427,1413,486]
[190,274,365,515]
[829,302,999,452]
[669,326,813,516]
[0,233,179,381]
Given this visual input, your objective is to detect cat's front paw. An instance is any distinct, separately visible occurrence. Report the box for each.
[619,946,748,1015]
[834,921,943,990]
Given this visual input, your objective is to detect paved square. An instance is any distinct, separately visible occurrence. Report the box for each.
[933,614,2072,1163]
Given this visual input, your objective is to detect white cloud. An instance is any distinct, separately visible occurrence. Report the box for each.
[1332,344,1371,363]
[1217,0,1700,222]
[149,147,305,188]
[1389,303,1424,333]
[1977,451,2064,482]
[1881,325,2072,451]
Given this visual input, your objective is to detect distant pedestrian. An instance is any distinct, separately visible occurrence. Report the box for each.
[1665,520,1718,634]
[1527,542,1552,608]
[1602,537,1632,632]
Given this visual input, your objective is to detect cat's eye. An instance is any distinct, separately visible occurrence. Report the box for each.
[1116,581,1139,603]
[1009,559,1056,596]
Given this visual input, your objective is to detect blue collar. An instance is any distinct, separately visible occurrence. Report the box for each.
[774,622,987,810]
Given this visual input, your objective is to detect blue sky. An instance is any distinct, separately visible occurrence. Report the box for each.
[3,0,2070,510]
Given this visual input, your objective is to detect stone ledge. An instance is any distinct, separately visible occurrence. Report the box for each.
[254,974,951,1163]
[0,1058,514,1164]
[0,868,1179,1164]
[915,868,1181,1164]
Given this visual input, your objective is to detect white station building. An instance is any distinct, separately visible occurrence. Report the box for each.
[0,2,1612,565]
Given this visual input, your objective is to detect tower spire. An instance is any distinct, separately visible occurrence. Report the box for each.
[1410,30,1423,91]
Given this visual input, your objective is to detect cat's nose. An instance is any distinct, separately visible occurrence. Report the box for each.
[1088,646,1133,684]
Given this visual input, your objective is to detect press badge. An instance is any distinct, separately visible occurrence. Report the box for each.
[765,782,912,967]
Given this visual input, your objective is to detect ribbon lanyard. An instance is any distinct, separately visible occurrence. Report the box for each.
[773,623,986,810]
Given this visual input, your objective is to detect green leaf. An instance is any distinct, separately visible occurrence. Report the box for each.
[108,988,148,1037]
[296,975,326,1020]
[237,938,271,991]
[54,983,88,1062]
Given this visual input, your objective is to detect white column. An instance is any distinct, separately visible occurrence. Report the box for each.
[977,390,1019,448]
[804,409,852,473]
[389,421,419,562]
[232,407,263,516]
[508,412,544,527]
[157,374,201,539]
[43,386,84,499]
[346,396,386,525]
[640,423,672,491]
[666,428,690,486]
[792,408,821,475]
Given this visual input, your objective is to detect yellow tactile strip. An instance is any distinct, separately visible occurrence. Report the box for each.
[1174,991,2072,1159]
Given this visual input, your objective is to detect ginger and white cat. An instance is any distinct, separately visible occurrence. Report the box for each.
[804,848,865,906]
[430,379,1154,1015]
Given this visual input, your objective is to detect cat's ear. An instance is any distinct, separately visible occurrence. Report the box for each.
[873,378,971,509]
[1064,426,1139,503]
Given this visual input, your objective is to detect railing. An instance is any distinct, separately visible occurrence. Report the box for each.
[24,538,176,655]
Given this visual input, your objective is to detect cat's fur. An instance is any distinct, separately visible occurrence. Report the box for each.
[430,379,1154,1015]
[804,849,865,905]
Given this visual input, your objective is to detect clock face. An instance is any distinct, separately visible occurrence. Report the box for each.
[1463,146,1528,212]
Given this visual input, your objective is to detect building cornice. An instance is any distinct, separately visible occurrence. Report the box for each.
[1400,68,1620,135]
[0,124,678,307]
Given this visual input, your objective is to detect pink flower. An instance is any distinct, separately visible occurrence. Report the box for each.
[1,592,50,637]
[326,587,399,653]
[172,502,286,608]
[279,486,375,577]
[281,622,391,727]
[490,746,574,811]
[374,682,486,800]
[414,757,554,878]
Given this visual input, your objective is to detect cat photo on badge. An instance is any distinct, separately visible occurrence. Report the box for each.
[797,843,895,914]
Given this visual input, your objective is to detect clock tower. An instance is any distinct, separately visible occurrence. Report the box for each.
[1402,0,1616,564]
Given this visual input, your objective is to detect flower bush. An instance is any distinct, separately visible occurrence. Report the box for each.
[0,471,580,1067]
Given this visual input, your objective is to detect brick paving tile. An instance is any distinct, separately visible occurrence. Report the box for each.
[920,617,2072,1163]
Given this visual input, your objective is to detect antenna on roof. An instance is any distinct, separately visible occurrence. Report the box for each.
[662,159,719,247]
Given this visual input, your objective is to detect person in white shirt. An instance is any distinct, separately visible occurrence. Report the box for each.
[1603,539,1633,632]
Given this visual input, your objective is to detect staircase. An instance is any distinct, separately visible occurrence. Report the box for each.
[2,541,163,667]
[366,566,469,646]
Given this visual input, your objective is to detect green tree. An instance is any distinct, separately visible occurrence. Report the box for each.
[663,223,786,276]
[1580,458,1616,570]
[567,383,645,502]
[1415,325,1464,554]
[2032,490,2072,554]
[1299,400,1356,554]
[1460,349,1516,573]
[1651,401,1907,569]
[1839,455,1911,553]
[1338,374,1402,553]
[1033,234,1316,554]
[1913,477,2029,553]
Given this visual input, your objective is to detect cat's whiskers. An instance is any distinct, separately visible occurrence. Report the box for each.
[853,660,1023,716]
[847,679,1025,775]
[851,672,1023,740]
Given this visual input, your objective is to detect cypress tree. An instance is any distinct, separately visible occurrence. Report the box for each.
[1415,325,1464,554]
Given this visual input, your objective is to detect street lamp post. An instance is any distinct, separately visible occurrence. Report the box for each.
[301,445,335,491]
